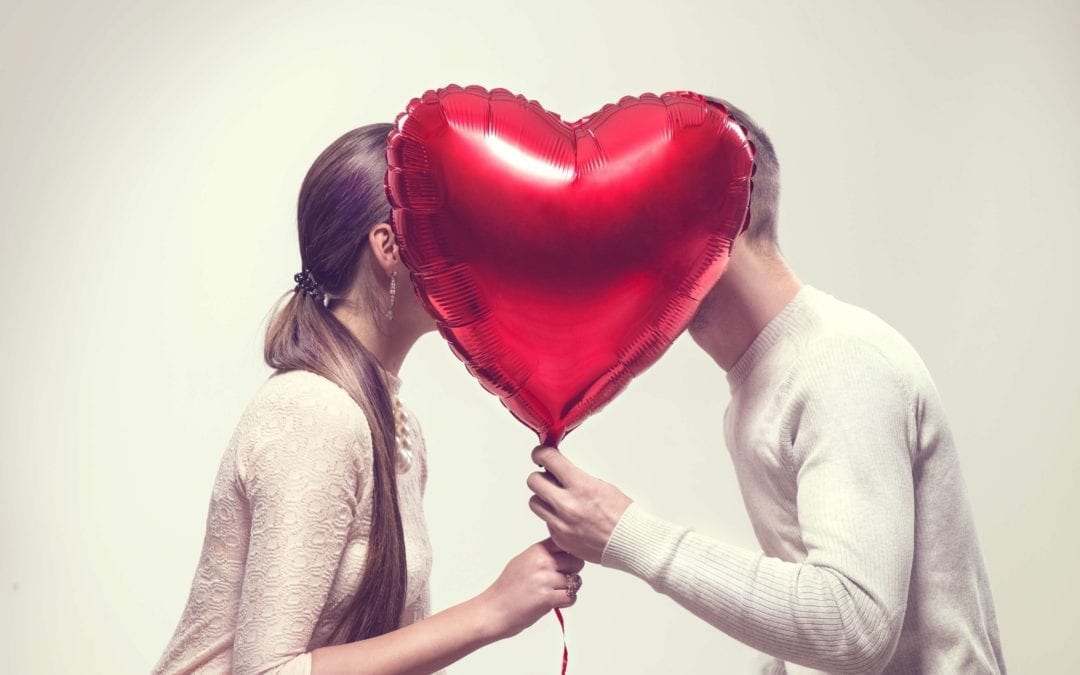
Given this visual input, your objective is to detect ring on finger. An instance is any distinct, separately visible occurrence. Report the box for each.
[565,572,583,598]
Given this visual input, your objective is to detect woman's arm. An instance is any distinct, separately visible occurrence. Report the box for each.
[234,378,581,675]
[232,383,372,674]
[312,539,580,675]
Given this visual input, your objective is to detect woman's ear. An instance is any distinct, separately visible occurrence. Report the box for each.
[367,223,399,274]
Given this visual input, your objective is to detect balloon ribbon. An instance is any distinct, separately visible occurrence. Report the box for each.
[554,608,568,674]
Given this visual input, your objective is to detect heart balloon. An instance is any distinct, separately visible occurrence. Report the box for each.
[386,85,754,446]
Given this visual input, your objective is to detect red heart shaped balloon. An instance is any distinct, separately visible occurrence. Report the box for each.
[386,85,754,446]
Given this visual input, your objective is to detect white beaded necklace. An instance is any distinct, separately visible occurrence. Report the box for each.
[392,394,413,474]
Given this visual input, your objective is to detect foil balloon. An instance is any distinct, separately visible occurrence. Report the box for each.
[386,85,754,446]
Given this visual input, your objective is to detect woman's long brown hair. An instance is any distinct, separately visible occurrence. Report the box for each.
[264,123,406,643]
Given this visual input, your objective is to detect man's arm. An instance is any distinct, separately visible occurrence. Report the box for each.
[528,341,916,673]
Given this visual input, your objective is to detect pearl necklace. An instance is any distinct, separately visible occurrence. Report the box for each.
[393,395,413,474]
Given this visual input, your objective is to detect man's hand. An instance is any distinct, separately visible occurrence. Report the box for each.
[526,445,633,563]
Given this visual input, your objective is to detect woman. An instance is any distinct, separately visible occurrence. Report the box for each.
[155,124,584,674]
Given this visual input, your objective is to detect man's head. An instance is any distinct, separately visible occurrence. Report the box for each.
[687,98,801,366]
[705,96,781,252]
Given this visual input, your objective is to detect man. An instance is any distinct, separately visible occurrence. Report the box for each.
[526,98,1006,673]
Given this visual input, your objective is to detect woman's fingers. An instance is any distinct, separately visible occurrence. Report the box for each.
[530,539,585,609]
[538,569,580,590]
[553,551,585,573]
[537,569,583,607]
[547,572,582,608]
[535,538,584,573]
[550,588,578,609]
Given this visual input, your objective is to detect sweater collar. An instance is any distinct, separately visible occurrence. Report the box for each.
[383,368,403,396]
[726,285,821,392]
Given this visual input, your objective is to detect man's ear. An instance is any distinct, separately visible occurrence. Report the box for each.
[368,223,399,273]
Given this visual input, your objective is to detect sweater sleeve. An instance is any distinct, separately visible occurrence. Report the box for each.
[601,340,916,674]
[232,381,371,675]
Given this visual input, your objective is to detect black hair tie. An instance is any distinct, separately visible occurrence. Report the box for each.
[293,269,323,299]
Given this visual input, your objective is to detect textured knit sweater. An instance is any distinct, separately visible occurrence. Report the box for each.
[601,286,1006,674]
[155,370,435,675]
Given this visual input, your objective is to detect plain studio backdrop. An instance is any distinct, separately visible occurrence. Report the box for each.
[1,0,1077,672]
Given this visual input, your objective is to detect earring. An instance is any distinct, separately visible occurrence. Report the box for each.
[386,267,398,320]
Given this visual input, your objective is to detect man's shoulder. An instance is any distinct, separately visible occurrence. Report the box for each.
[805,289,923,359]
[791,288,932,390]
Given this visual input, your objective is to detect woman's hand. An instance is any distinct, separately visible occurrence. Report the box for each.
[477,539,585,640]
[310,538,583,674]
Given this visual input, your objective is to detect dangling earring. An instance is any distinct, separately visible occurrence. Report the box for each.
[386,267,398,320]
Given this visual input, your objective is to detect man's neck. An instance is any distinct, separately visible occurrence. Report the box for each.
[690,246,802,372]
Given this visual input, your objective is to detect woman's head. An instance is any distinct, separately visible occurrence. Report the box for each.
[265,123,422,643]
[297,124,392,300]
[296,124,432,337]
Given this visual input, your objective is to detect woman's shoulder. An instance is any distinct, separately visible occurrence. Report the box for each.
[254,369,369,427]
[231,370,373,471]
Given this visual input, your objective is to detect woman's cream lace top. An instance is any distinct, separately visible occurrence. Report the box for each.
[154,369,434,674]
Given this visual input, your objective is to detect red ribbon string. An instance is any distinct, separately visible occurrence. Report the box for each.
[554,608,568,674]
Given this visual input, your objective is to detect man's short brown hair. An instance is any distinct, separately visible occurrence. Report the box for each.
[705,96,780,249]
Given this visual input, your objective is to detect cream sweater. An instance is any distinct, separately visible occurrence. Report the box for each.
[602,287,1006,673]
[155,370,435,675]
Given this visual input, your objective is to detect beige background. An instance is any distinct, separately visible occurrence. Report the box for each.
[1,0,1077,672]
